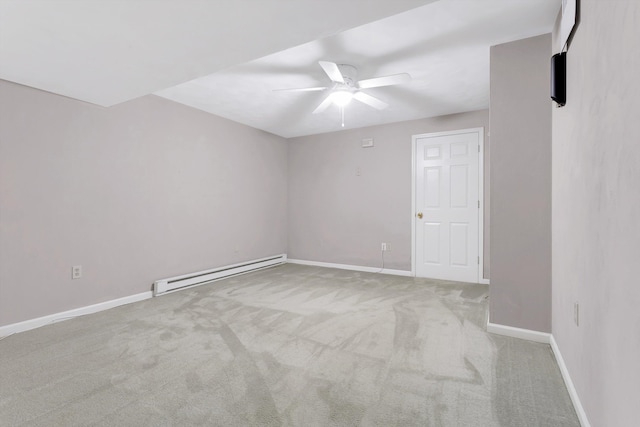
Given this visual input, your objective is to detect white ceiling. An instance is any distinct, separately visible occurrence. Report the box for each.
[0,0,432,106]
[0,0,560,139]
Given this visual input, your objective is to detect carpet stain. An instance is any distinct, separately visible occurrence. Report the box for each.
[186,372,204,393]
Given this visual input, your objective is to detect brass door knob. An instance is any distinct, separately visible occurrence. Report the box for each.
[417,212,423,219]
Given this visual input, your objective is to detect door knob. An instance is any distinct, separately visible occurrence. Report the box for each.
[417,212,423,219]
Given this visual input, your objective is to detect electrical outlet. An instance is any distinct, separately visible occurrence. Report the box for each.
[574,302,579,326]
[381,243,390,251]
[72,265,82,279]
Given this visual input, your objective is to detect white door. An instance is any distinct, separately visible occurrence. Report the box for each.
[414,130,480,283]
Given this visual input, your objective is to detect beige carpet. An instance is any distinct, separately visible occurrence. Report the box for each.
[0,264,579,426]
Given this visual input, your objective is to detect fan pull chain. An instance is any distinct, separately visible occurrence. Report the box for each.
[341,106,345,127]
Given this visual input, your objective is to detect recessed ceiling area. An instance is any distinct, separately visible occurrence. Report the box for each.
[156,0,561,138]
[0,0,560,138]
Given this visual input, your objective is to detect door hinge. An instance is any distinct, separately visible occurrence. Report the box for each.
[478,256,480,265]
[478,145,480,153]
[478,200,480,208]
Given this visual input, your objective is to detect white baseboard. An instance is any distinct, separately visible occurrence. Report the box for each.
[287,259,413,277]
[486,318,590,426]
[550,335,591,427]
[486,321,551,343]
[0,291,152,338]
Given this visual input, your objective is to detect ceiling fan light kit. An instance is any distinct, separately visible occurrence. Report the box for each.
[330,90,354,107]
[275,60,411,126]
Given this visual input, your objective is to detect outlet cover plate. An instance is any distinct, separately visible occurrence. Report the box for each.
[72,265,82,279]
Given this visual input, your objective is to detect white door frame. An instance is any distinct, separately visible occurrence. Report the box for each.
[411,127,487,284]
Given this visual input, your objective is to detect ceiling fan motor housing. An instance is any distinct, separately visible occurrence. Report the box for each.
[338,64,358,89]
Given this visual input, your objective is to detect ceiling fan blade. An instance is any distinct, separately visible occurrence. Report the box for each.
[319,61,345,84]
[312,93,335,114]
[353,91,388,110]
[273,86,327,92]
[357,73,411,89]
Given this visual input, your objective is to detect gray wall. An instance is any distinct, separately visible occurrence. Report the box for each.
[489,34,552,332]
[551,1,640,425]
[288,110,490,275]
[0,80,288,327]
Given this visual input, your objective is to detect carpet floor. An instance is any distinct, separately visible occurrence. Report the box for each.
[0,264,579,426]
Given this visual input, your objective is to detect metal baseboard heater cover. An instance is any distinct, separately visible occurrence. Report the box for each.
[153,254,287,296]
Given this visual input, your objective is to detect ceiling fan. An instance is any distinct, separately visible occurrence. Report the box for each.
[274,61,411,114]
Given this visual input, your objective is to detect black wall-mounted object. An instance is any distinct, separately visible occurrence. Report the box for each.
[551,52,567,107]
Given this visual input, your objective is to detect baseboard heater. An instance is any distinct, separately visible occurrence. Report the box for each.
[153,254,287,296]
